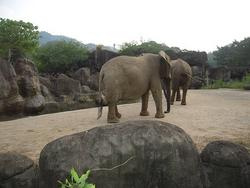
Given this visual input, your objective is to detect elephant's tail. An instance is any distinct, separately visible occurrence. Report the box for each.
[97,96,104,119]
[184,72,206,84]
[97,72,105,120]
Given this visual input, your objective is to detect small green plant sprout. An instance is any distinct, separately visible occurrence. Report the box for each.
[58,168,95,188]
[58,156,135,188]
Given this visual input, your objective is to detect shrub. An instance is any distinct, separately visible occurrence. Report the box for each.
[34,40,89,73]
[58,168,95,188]
[204,73,250,89]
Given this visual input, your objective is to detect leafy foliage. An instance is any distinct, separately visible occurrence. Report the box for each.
[0,18,39,59]
[203,73,250,89]
[34,40,89,73]
[214,38,250,67]
[119,41,173,56]
[207,52,218,67]
[58,168,95,188]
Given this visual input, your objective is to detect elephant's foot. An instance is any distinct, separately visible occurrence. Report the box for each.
[170,101,174,105]
[176,98,181,101]
[140,111,150,116]
[108,117,120,123]
[155,113,165,118]
[116,112,122,119]
[181,101,186,105]
[164,109,170,113]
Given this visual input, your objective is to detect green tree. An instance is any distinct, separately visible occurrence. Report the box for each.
[214,38,250,67]
[207,52,218,67]
[35,40,89,73]
[0,18,39,60]
[119,41,171,56]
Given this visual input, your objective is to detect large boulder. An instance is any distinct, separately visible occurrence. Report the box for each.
[88,48,119,73]
[13,58,45,113]
[192,66,203,77]
[191,76,204,89]
[24,94,45,114]
[40,84,54,102]
[73,67,90,85]
[190,66,204,89]
[14,58,41,97]
[39,76,55,94]
[208,66,231,82]
[178,51,208,67]
[87,72,99,91]
[81,85,94,93]
[0,58,24,115]
[39,120,204,188]
[0,152,38,188]
[54,74,81,96]
[3,95,25,114]
[201,140,250,188]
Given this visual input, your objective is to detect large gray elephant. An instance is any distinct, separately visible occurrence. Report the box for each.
[97,51,171,123]
[170,58,192,105]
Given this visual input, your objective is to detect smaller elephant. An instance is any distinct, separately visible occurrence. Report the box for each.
[170,59,192,106]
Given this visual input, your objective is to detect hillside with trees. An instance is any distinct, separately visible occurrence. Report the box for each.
[34,40,89,73]
[39,31,117,52]
[39,31,77,45]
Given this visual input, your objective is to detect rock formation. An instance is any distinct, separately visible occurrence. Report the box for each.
[0,152,38,188]
[39,120,204,188]
[0,57,46,116]
[201,140,250,188]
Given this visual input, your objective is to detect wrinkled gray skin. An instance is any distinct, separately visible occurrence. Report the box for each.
[98,51,171,123]
[170,59,192,105]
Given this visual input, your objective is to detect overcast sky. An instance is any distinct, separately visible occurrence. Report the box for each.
[0,0,250,52]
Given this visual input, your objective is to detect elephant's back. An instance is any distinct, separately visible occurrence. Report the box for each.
[101,55,145,76]
[100,56,149,100]
[102,56,140,67]
[172,59,192,76]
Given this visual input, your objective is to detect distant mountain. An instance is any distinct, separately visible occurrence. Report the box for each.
[39,31,77,45]
[39,31,118,52]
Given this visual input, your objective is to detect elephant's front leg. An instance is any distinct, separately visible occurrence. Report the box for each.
[107,103,119,123]
[140,91,150,116]
[115,105,121,119]
[151,86,164,118]
[161,78,171,113]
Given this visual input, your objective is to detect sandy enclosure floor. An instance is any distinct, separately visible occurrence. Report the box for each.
[0,89,250,163]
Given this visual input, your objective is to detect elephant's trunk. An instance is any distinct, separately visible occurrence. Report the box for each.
[161,78,171,113]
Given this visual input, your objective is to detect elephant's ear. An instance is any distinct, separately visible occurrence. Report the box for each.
[159,51,171,66]
[159,51,171,79]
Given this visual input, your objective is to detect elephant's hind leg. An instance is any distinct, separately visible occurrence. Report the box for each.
[140,91,150,116]
[176,87,181,101]
[115,105,121,119]
[108,103,119,123]
[171,88,177,105]
[150,88,164,118]
[181,88,188,105]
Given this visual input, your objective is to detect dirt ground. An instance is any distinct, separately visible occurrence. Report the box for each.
[0,89,249,163]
